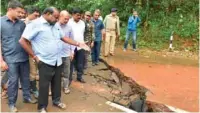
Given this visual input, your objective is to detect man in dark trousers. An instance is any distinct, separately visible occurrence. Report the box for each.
[68,8,87,83]
[19,7,89,112]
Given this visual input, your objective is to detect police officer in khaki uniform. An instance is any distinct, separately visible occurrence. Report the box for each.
[103,8,120,57]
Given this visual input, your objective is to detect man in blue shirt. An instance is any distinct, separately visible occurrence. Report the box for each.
[0,0,37,112]
[92,11,104,66]
[123,10,141,51]
[19,7,89,112]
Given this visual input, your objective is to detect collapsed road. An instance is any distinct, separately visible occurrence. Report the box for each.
[87,58,174,112]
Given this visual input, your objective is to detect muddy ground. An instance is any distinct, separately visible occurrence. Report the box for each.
[1,46,199,112]
[1,61,125,112]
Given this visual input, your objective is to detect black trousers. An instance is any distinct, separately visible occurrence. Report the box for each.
[69,48,85,82]
[37,61,62,110]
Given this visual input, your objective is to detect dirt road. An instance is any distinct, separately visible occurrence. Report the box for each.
[1,47,198,112]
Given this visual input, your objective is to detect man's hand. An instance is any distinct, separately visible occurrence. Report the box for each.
[102,35,106,41]
[70,53,74,61]
[33,56,40,63]
[102,31,106,41]
[79,43,91,51]
[1,60,8,71]
[91,42,94,48]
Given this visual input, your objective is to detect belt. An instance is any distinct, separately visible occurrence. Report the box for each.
[106,28,116,31]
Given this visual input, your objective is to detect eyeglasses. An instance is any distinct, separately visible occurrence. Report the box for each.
[86,15,91,17]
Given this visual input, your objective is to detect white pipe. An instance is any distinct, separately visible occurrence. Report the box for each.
[166,105,190,113]
[106,101,138,113]
[106,101,190,113]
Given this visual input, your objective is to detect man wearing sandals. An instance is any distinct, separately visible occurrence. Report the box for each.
[19,7,90,112]
[56,10,75,94]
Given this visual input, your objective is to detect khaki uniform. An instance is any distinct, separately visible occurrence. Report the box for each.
[29,56,38,81]
[103,14,120,55]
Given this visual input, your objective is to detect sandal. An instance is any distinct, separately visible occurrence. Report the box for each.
[53,103,66,109]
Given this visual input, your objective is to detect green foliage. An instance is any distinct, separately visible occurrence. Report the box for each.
[1,0,198,51]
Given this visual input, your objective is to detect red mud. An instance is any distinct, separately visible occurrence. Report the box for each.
[104,48,199,112]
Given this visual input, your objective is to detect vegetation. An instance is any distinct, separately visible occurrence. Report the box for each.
[1,0,199,51]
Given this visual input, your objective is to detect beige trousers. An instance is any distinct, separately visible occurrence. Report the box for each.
[29,57,38,81]
[104,31,116,56]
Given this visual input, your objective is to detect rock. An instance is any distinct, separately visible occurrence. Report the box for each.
[146,101,174,112]
[117,99,130,106]
[129,96,147,112]
[111,90,121,95]
[97,103,102,106]
[110,72,120,84]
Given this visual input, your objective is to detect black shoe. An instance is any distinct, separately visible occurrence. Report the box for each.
[38,108,47,113]
[23,98,37,104]
[77,78,86,83]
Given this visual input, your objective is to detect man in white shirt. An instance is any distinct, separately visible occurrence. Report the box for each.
[68,8,86,83]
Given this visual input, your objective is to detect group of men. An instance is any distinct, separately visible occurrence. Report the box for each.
[0,0,129,112]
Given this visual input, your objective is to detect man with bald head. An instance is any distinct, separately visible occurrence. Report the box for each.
[19,7,89,112]
[56,10,74,94]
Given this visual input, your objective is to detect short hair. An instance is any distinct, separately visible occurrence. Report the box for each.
[72,8,82,14]
[8,0,23,9]
[26,6,40,15]
[42,7,59,15]
[95,9,101,13]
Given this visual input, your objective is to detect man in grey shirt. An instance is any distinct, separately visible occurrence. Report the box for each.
[56,10,75,94]
[0,0,37,112]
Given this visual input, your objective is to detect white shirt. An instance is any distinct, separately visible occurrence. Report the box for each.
[68,18,85,50]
